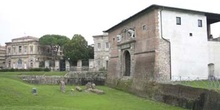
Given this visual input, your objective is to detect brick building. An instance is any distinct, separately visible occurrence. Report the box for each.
[104,4,220,89]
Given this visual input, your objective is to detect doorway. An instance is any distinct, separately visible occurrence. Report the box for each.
[208,63,215,79]
[124,50,131,76]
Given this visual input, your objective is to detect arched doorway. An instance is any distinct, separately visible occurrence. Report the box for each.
[124,50,131,76]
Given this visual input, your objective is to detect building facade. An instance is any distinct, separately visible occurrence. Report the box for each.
[5,36,49,69]
[104,4,220,89]
[0,45,6,69]
[93,35,110,71]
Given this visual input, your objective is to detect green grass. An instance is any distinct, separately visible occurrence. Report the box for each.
[0,72,186,110]
[180,80,220,91]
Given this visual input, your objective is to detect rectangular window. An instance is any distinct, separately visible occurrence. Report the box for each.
[19,46,22,53]
[30,46,33,53]
[176,17,181,25]
[13,47,16,54]
[198,19,202,27]
[98,43,101,49]
[24,46,27,53]
[143,25,147,30]
[8,47,11,54]
[106,42,109,49]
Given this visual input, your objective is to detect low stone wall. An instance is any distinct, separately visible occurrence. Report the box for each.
[106,79,220,110]
[20,75,62,84]
[20,71,106,85]
[66,71,106,85]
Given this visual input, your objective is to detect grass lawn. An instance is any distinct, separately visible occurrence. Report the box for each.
[180,80,220,91]
[0,72,186,110]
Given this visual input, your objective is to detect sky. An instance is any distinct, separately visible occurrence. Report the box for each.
[0,0,220,46]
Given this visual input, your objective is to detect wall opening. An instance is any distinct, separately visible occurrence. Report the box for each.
[124,50,131,76]
[208,63,215,79]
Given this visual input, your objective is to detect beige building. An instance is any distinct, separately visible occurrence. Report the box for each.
[5,36,49,69]
[93,35,110,71]
[0,45,6,69]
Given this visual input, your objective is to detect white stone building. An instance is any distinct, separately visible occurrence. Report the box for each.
[158,5,220,80]
[93,35,110,71]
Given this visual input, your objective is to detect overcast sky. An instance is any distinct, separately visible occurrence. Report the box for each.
[0,0,220,45]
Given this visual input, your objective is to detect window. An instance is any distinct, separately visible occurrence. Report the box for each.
[8,61,11,68]
[13,47,16,54]
[143,25,147,30]
[198,19,202,27]
[17,59,22,68]
[24,46,27,53]
[30,46,33,53]
[98,43,101,49]
[106,42,109,49]
[19,46,22,53]
[8,47,11,54]
[30,62,33,68]
[176,17,181,25]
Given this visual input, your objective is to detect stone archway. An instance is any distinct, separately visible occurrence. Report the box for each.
[124,50,131,76]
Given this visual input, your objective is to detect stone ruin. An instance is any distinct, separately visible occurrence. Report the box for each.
[84,82,104,94]
[60,80,65,93]
[20,71,106,85]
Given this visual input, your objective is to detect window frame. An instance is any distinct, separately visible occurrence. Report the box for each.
[30,46,33,53]
[98,43,101,49]
[105,42,109,49]
[176,17,181,25]
[19,46,22,53]
[198,19,202,27]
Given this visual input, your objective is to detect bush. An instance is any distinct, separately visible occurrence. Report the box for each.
[0,68,51,72]
[44,68,51,72]
[99,67,107,72]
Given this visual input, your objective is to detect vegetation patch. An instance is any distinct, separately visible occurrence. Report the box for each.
[0,72,186,110]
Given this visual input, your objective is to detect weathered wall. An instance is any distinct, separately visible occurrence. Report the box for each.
[160,9,209,80]
[20,71,106,85]
[108,80,220,110]
[106,8,160,90]
[154,39,171,81]
[208,41,220,78]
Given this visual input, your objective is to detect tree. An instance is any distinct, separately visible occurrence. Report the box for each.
[64,34,94,65]
[39,34,70,57]
[88,45,94,59]
[39,34,70,67]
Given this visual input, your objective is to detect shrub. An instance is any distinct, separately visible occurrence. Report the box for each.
[44,68,51,72]
[0,68,51,72]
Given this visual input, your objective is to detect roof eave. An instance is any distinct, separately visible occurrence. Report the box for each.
[103,4,220,33]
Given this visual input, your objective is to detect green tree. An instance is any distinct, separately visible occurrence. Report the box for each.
[39,34,70,68]
[39,34,70,57]
[64,34,94,64]
[88,45,94,59]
